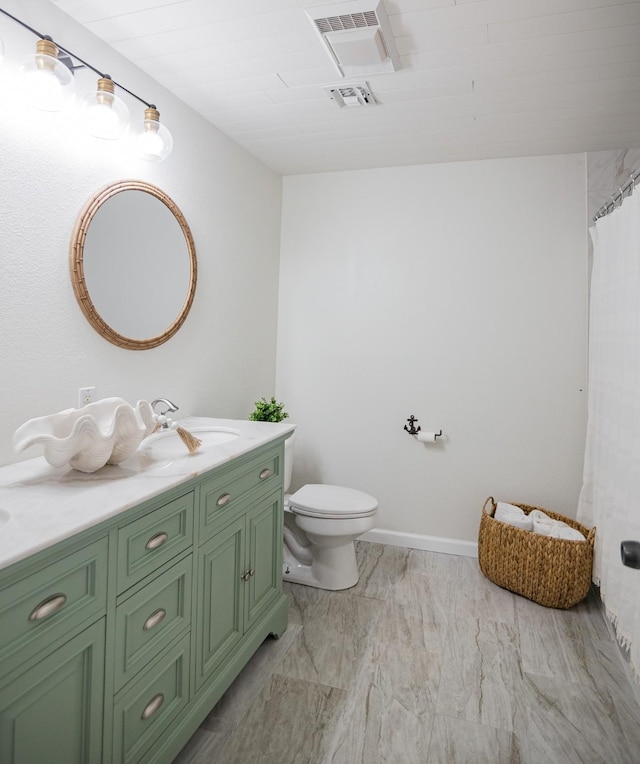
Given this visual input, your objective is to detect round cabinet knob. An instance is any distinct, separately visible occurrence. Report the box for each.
[621,540,640,569]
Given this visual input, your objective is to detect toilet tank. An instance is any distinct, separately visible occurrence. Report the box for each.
[284,434,295,493]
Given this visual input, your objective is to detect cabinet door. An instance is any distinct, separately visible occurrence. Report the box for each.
[196,516,245,688]
[244,493,282,630]
[0,619,105,764]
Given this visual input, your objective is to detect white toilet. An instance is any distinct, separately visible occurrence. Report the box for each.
[282,436,378,590]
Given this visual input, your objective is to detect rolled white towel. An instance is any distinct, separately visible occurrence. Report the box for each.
[528,509,555,536]
[529,509,552,523]
[528,509,586,541]
[495,502,533,531]
[548,522,586,542]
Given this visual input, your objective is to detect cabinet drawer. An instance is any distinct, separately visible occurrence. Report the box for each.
[118,492,194,592]
[0,537,108,674]
[114,556,192,692]
[200,444,282,539]
[113,633,190,764]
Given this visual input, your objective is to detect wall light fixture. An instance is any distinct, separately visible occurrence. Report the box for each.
[0,7,174,160]
[20,37,75,111]
[80,75,130,140]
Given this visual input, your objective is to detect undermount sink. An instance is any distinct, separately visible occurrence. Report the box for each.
[140,426,241,463]
[0,509,10,528]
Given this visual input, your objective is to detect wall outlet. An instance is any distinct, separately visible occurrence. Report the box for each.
[77,386,96,408]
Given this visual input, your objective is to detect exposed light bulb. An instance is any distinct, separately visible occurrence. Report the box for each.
[80,76,129,140]
[19,38,74,111]
[138,129,164,155]
[136,106,173,161]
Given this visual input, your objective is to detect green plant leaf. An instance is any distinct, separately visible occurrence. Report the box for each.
[248,396,289,422]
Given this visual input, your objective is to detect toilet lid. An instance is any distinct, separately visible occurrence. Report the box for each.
[287,484,378,518]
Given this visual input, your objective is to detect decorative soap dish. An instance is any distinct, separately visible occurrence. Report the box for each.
[13,397,155,473]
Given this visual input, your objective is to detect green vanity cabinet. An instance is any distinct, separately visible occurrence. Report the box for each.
[0,435,289,764]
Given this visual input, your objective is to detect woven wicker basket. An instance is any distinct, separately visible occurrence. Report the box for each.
[478,497,595,609]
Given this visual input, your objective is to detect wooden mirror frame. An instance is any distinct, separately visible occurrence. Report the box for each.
[70,180,197,350]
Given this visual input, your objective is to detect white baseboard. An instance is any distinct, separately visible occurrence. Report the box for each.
[358,528,478,558]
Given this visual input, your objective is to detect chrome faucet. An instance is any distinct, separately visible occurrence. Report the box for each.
[151,398,179,428]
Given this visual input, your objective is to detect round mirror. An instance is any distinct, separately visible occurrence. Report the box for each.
[70,180,197,350]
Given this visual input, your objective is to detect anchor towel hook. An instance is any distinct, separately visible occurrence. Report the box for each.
[404,415,421,435]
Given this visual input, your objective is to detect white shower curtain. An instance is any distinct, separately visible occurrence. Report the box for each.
[578,188,640,682]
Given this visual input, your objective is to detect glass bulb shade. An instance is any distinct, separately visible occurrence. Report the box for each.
[19,51,75,111]
[80,89,130,140]
[136,118,173,161]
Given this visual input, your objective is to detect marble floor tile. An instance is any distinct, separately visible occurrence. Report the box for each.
[514,671,640,764]
[350,541,409,600]
[283,580,325,627]
[515,596,593,681]
[393,568,455,652]
[200,623,302,733]
[572,586,614,643]
[426,714,522,764]
[279,589,383,690]
[325,684,434,764]
[436,616,522,731]
[324,593,444,763]
[172,728,225,764]
[211,674,346,764]
[406,547,466,581]
[454,557,517,625]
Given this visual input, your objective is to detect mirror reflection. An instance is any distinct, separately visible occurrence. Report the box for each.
[70,180,197,350]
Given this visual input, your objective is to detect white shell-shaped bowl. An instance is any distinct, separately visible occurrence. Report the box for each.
[13,397,155,473]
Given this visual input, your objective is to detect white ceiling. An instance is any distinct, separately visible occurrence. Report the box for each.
[51,0,640,175]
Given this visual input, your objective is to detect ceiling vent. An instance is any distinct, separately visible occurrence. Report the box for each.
[305,1,401,78]
[324,83,377,107]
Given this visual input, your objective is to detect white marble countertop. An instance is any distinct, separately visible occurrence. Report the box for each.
[0,417,295,572]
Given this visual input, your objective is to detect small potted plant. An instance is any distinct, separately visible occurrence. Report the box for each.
[249,396,289,423]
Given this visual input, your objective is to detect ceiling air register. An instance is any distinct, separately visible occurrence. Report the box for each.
[305,1,401,77]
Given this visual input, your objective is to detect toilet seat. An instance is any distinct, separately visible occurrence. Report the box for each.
[287,484,378,519]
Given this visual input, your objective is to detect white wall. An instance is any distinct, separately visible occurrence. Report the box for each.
[278,155,588,545]
[0,0,282,466]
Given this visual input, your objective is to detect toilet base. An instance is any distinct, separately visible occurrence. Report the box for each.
[282,538,359,590]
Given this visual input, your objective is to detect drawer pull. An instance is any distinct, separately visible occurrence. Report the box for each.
[259,468,272,480]
[145,532,169,551]
[216,492,232,507]
[29,593,67,622]
[143,608,167,632]
[141,693,164,720]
